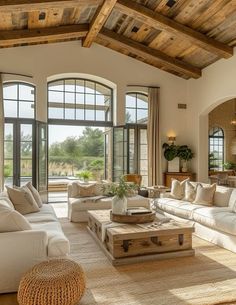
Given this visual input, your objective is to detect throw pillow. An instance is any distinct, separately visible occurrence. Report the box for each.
[26,182,43,208]
[183,181,198,202]
[0,203,31,233]
[0,197,14,209]
[6,185,40,215]
[75,183,97,197]
[193,184,216,206]
[170,178,189,200]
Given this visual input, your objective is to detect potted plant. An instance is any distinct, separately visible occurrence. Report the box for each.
[162,143,180,172]
[177,145,194,172]
[77,170,92,182]
[103,177,138,215]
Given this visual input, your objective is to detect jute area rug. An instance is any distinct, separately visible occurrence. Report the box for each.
[61,219,236,305]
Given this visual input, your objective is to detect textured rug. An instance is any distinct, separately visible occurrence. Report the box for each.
[2,219,236,305]
[61,219,236,305]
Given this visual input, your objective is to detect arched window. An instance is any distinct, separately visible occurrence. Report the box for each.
[126,92,148,124]
[209,127,224,171]
[48,78,112,123]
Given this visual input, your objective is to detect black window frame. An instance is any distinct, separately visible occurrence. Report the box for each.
[209,126,224,171]
[125,92,148,124]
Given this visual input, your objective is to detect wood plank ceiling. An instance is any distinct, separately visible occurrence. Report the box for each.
[0,0,236,79]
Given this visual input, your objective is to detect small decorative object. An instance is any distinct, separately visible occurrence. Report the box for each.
[77,170,92,182]
[104,176,138,215]
[17,259,86,305]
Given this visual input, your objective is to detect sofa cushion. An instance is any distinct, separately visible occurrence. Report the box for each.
[25,204,58,224]
[183,181,198,202]
[193,184,216,206]
[26,182,43,208]
[6,185,40,215]
[70,195,149,212]
[214,186,233,207]
[0,197,14,209]
[155,198,203,219]
[30,221,70,257]
[0,203,32,233]
[170,178,189,200]
[192,206,236,236]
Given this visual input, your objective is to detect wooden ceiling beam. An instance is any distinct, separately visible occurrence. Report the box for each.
[96,28,201,79]
[83,0,117,48]
[116,0,233,59]
[0,24,89,47]
[0,0,101,12]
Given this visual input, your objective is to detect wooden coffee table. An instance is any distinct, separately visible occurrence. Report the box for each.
[87,210,195,266]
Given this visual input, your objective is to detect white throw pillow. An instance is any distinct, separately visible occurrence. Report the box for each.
[0,197,15,209]
[26,182,43,208]
[193,184,216,206]
[214,186,233,207]
[6,185,40,215]
[183,181,198,202]
[0,203,31,232]
[170,178,189,200]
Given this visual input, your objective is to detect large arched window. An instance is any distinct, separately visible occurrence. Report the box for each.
[48,78,112,124]
[209,126,224,171]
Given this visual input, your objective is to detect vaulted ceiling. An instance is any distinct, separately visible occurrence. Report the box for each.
[0,0,236,79]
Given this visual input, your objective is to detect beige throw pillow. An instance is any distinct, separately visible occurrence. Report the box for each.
[0,203,31,232]
[75,183,97,197]
[170,178,189,200]
[26,182,43,208]
[193,184,216,206]
[0,197,14,209]
[6,186,40,215]
[183,181,198,202]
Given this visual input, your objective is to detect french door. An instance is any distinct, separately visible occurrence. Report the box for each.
[113,125,148,185]
[4,119,36,187]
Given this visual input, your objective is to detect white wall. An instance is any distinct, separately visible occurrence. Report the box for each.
[187,48,236,182]
[0,41,190,180]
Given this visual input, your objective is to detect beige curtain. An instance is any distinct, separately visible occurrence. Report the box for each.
[0,74,4,191]
[147,87,161,186]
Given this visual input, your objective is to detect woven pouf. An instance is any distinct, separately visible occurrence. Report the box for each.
[17,259,86,305]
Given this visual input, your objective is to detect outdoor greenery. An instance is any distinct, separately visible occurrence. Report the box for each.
[49,127,105,179]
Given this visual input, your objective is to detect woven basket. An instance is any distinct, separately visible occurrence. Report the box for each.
[17,259,86,305]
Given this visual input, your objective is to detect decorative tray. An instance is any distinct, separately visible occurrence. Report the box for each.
[110,210,156,224]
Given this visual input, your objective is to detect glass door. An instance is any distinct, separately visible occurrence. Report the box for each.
[113,126,128,181]
[4,120,35,187]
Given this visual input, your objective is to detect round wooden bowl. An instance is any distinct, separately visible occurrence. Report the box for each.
[110,211,156,224]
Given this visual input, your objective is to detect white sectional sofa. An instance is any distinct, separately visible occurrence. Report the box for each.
[0,201,70,293]
[67,183,150,222]
[155,183,236,253]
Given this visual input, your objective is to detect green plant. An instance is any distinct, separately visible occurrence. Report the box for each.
[178,145,194,161]
[77,170,93,181]
[162,143,194,161]
[103,176,138,199]
[162,143,179,161]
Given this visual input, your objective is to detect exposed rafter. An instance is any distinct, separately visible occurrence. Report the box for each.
[0,0,101,12]
[96,28,201,79]
[83,0,117,48]
[0,24,88,47]
[116,0,233,59]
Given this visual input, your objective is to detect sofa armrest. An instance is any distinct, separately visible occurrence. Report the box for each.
[0,230,48,293]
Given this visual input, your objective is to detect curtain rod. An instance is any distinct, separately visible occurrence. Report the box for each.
[0,72,33,78]
[127,85,160,88]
